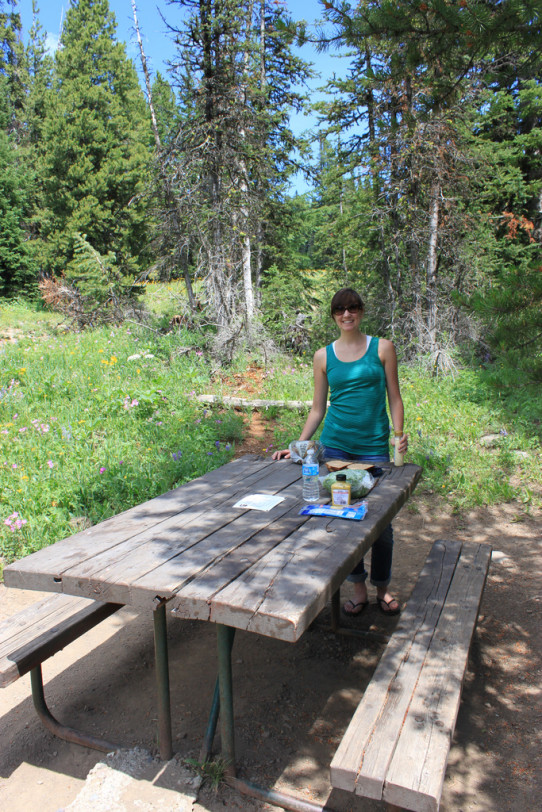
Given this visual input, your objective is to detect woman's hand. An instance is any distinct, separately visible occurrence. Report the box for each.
[392,433,409,454]
[272,448,291,461]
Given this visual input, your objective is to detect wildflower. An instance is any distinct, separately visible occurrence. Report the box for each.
[99,467,106,474]
[225,444,231,451]
[215,441,220,449]
[19,427,27,432]
[47,460,54,468]
[4,512,27,532]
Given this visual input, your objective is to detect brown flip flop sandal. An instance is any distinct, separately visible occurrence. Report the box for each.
[342,599,369,616]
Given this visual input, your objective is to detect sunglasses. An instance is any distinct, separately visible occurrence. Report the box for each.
[332,304,361,315]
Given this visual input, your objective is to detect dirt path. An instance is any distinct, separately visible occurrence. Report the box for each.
[1,419,540,811]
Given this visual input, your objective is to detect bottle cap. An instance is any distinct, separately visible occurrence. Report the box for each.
[336,473,347,481]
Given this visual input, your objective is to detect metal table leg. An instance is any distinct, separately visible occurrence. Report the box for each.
[331,588,340,632]
[200,675,220,762]
[216,624,236,775]
[153,601,173,760]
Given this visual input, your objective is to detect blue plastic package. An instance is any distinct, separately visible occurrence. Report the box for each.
[298,502,368,521]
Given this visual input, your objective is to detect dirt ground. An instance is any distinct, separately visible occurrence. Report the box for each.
[1,413,540,812]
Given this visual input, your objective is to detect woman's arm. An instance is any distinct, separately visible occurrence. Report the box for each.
[379,339,408,454]
[272,348,328,460]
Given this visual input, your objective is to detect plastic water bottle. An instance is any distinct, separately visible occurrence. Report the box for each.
[302,446,320,502]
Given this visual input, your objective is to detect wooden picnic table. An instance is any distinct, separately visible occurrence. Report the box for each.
[4,454,422,773]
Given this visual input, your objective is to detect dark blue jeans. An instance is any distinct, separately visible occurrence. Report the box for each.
[322,446,393,588]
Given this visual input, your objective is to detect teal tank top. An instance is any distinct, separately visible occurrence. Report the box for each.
[319,337,390,456]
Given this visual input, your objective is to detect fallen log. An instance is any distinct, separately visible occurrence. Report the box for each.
[195,394,314,410]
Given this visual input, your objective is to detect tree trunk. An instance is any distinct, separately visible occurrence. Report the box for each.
[131,0,197,310]
[426,182,440,354]
[239,0,256,335]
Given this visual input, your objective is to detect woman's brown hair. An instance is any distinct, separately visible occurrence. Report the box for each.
[330,288,364,317]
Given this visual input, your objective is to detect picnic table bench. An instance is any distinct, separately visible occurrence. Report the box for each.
[0,593,121,751]
[330,538,491,812]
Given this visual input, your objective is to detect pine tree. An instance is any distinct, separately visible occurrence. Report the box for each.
[318,0,542,359]
[164,0,311,353]
[466,76,542,381]
[0,0,36,294]
[35,0,153,284]
[0,127,35,294]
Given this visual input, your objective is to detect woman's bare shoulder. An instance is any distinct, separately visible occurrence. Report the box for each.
[377,337,397,355]
[311,346,327,376]
[377,338,399,367]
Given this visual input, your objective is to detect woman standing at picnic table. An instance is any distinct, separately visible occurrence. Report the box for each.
[272,288,408,616]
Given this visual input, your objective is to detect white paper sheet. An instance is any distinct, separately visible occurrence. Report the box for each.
[233,493,285,511]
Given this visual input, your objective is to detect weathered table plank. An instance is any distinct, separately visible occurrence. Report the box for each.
[3,455,277,592]
[170,503,310,622]
[208,464,422,641]
[4,459,422,645]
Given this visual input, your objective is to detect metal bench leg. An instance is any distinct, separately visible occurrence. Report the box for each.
[153,601,173,760]
[30,665,118,753]
[216,624,236,776]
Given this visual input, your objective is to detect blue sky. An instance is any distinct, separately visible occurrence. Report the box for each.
[17,0,351,192]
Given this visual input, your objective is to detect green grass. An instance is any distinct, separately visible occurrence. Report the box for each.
[400,365,541,510]
[1,299,540,575]
[0,297,63,335]
[0,304,243,572]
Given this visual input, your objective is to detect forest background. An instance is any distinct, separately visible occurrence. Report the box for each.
[1,0,541,567]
